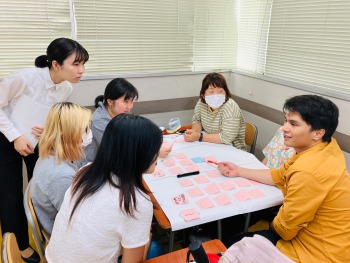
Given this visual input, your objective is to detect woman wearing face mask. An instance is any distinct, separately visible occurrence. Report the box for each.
[0,37,88,262]
[30,102,91,236]
[184,73,246,150]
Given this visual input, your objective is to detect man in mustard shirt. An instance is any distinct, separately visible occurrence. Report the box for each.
[218,95,350,263]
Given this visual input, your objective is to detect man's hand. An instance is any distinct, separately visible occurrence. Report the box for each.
[218,161,239,177]
[184,129,200,142]
[14,135,34,156]
[32,125,44,139]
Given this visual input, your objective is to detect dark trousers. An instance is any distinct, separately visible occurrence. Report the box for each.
[0,132,38,250]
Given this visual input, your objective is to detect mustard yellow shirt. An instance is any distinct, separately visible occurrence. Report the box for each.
[271,138,350,263]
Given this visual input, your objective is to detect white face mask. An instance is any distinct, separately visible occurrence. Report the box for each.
[204,94,226,109]
[81,129,93,147]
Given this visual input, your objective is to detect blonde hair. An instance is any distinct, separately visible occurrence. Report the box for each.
[39,102,91,163]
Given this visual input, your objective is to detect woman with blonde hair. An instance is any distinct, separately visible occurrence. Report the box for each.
[30,102,91,235]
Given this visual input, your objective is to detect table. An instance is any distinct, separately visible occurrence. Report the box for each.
[144,135,283,251]
[142,239,226,263]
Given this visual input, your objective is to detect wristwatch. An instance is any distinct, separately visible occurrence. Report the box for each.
[198,132,203,142]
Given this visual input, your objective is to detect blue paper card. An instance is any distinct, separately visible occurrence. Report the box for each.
[191,156,205,163]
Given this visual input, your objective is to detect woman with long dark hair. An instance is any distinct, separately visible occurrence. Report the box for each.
[46,114,163,263]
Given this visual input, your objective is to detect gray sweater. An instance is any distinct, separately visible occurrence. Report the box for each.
[78,101,111,167]
[31,156,78,234]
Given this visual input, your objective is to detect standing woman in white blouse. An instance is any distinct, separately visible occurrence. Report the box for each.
[0,37,89,263]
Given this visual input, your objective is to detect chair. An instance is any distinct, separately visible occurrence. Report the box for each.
[1,232,21,263]
[244,122,258,232]
[245,121,258,154]
[23,182,48,261]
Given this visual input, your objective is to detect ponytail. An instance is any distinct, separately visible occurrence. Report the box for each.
[35,55,49,68]
[94,95,105,108]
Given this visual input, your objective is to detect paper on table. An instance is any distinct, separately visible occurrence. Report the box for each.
[233,190,252,202]
[186,164,199,172]
[180,208,200,221]
[235,178,252,187]
[187,187,204,197]
[153,169,166,178]
[194,175,209,184]
[179,158,193,166]
[174,153,187,159]
[196,197,215,209]
[9,94,50,148]
[191,156,205,163]
[204,182,221,195]
[206,170,221,178]
[204,156,218,162]
[169,166,183,175]
[163,157,175,167]
[218,180,236,191]
[172,194,189,205]
[213,193,231,206]
[248,180,261,185]
[178,179,194,187]
[248,189,265,199]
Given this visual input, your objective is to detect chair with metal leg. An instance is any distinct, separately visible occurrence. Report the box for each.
[23,182,49,262]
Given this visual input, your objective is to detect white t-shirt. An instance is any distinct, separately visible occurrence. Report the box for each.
[46,182,153,263]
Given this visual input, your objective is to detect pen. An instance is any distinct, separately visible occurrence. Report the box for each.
[177,171,200,178]
[207,160,219,165]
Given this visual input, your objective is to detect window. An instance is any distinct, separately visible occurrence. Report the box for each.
[0,0,72,77]
[265,0,350,96]
[0,0,237,78]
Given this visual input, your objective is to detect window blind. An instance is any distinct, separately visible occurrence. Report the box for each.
[235,0,272,74]
[73,0,194,75]
[193,0,237,71]
[0,0,72,77]
[265,0,350,94]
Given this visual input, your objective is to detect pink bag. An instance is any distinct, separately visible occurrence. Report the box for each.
[219,235,295,263]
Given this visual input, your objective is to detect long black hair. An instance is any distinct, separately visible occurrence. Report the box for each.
[69,114,162,220]
[35,37,89,68]
[94,78,139,108]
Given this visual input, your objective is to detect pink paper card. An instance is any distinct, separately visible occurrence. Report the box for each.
[206,170,221,178]
[204,182,221,195]
[179,179,194,187]
[248,180,260,185]
[218,180,236,191]
[204,156,218,163]
[179,208,200,221]
[163,158,175,167]
[194,175,209,184]
[153,169,166,178]
[187,187,204,197]
[180,158,193,166]
[174,153,187,159]
[213,193,231,206]
[233,190,252,202]
[196,197,215,209]
[172,194,189,205]
[248,189,265,199]
[235,178,251,187]
[175,137,185,143]
[186,164,199,172]
[168,166,183,175]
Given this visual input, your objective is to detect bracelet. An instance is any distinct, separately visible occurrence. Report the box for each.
[198,132,203,142]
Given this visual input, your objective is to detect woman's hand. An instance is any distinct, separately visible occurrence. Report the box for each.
[32,125,44,139]
[159,144,172,158]
[218,161,239,177]
[14,135,34,156]
[184,129,200,142]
